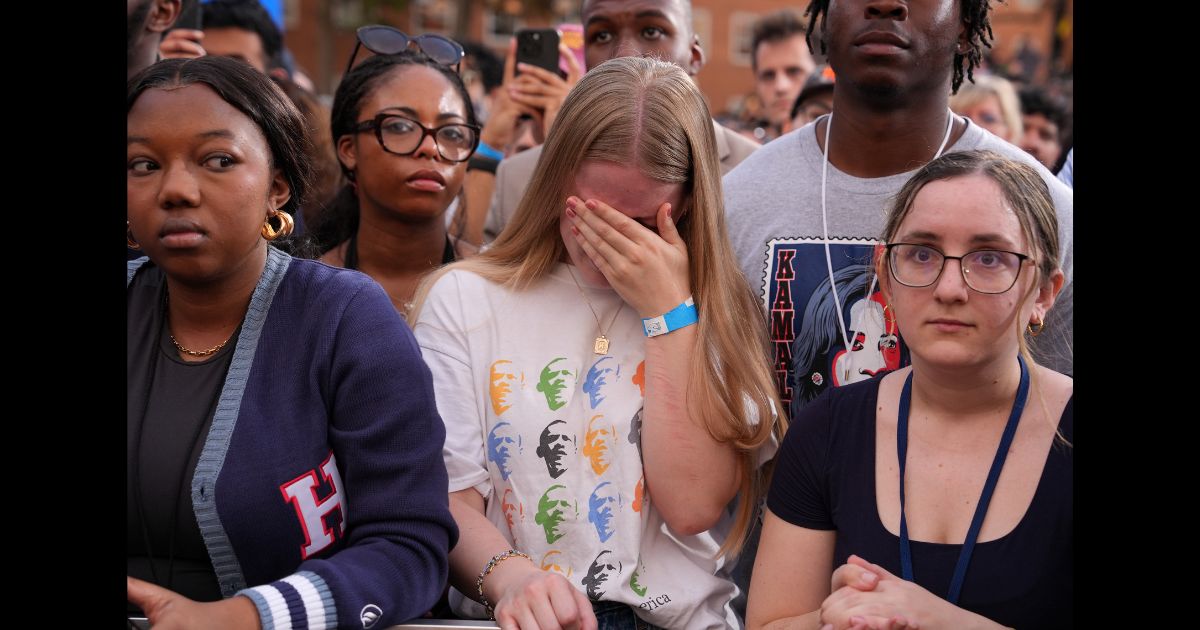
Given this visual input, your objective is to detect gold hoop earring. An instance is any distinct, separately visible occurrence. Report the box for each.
[261,210,295,241]
[1027,319,1045,337]
[127,221,141,250]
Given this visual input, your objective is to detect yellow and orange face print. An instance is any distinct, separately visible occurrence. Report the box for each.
[489,360,524,416]
[582,414,616,475]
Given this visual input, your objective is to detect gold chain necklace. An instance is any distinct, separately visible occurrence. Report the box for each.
[566,265,624,355]
[169,333,233,358]
[165,293,235,358]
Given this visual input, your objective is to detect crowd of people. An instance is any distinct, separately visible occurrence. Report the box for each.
[127,1,1073,629]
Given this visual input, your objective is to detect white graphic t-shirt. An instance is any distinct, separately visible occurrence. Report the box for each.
[414,264,766,629]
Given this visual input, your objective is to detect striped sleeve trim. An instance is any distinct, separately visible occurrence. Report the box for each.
[237,571,337,630]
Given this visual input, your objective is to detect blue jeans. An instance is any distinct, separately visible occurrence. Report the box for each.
[592,600,665,630]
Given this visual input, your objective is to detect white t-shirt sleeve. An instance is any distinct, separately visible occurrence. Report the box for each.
[744,392,781,469]
[413,271,493,500]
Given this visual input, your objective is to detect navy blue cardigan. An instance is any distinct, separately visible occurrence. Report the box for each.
[128,247,458,629]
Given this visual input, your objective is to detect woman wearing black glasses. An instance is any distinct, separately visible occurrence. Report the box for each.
[746,150,1072,630]
[126,56,456,629]
[309,47,480,319]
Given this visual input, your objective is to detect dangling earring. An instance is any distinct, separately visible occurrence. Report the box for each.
[881,303,895,332]
[1027,317,1045,337]
[261,209,295,241]
[127,221,141,250]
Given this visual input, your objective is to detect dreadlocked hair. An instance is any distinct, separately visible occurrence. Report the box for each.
[803,0,999,94]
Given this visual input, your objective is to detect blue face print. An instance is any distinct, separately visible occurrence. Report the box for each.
[487,422,522,480]
[587,481,620,542]
[582,356,621,409]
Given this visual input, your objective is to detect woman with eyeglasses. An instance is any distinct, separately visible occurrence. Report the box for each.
[126,56,456,629]
[409,56,785,630]
[307,49,481,320]
[746,150,1072,630]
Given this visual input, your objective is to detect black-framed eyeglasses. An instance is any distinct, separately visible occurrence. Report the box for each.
[885,243,1033,294]
[353,112,480,163]
[344,25,465,77]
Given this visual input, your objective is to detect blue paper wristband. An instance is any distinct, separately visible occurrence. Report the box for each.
[475,141,504,162]
[642,297,698,337]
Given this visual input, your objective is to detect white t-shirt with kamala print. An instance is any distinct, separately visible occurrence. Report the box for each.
[414,264,766,629]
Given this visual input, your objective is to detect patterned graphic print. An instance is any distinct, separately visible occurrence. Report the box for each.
[489,360,523,415]
[632,360,646,397]
[534,483,577,544]
[582,414,615,476]
[487,421,522,480]
[536,357,576,411]
[629,559,648,597]
[627,408,643,460]
[587,481,621,543]
[482,350,651,608]
[581,550,621,600]
[541,549,573,578]
[501,487,525,539]
[762,240,909,414]
[632,476,645,513]
[583,356,621,409]
[535,419,575,479]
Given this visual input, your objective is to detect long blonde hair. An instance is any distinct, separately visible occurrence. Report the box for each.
[412,56,785,556]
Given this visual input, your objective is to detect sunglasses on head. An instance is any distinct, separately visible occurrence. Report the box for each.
[344,25,465,76]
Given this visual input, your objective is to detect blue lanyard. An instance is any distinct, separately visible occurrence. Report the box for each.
[897,355,1029,604]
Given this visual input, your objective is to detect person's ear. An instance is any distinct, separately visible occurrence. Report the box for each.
[337,134,358,175]
[954,19,969,55]
[875,243,893,303]
[1030,268,1065,328]
[147,0,183,34]
[267,169,292,213]
[688,34,705,76]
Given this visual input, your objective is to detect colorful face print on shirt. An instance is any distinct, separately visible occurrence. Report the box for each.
[627,408,643,460]
[762,240,910,414]
[629,559,649,597]
[632,360,646,397]
[581,550,622,600]
[587,481,622,543]
[536,419,576,479]
[582,414,615,475]
[830,291,900,386]
[534,483,577,544]
[489,360,524,416]
[501,488,525,537]
[582,356,621,409]
[536,357,576,411]
[487,421,522,480]
[541,549,573,578]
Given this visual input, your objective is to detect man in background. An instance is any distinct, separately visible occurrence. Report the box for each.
[750,10,816,142]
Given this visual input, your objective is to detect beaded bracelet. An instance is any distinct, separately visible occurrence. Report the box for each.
[475,549,531,619]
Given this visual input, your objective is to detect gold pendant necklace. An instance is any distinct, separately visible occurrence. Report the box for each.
[566,265,623,355]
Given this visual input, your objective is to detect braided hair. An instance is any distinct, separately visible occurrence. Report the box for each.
[803,0,997,93]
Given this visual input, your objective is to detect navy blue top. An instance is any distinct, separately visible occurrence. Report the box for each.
[768,376,1072,629]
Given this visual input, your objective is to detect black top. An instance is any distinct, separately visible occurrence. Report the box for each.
[767,376,1073,629]
[127,266,237,603]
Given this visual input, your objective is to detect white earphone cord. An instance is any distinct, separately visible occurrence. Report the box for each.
[819,109,955,376]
